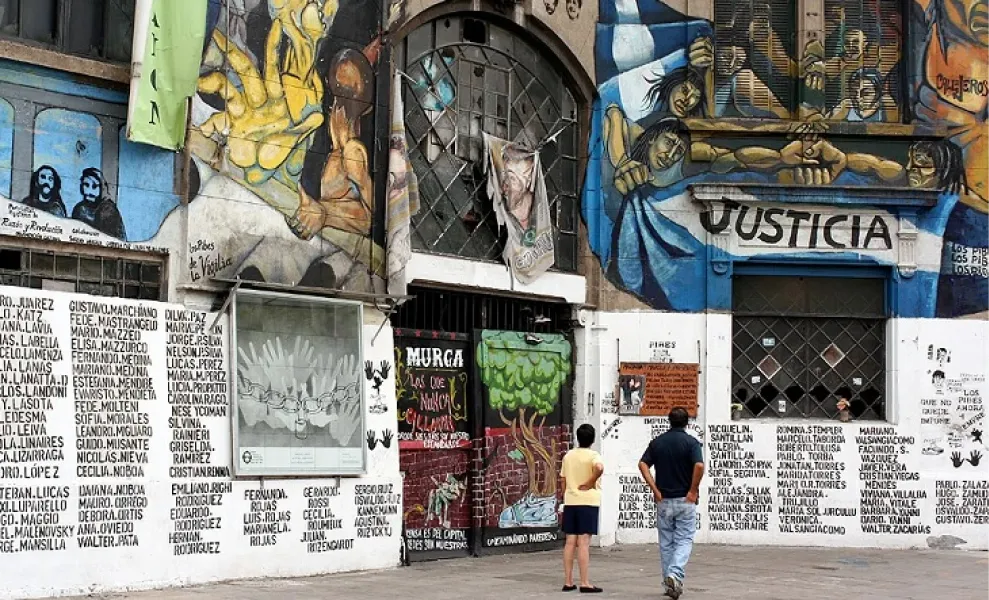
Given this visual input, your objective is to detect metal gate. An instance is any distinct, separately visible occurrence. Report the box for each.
[731,274,887,420]
[475,329,572,551]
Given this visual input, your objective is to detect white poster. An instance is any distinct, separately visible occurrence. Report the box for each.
[233,290,366,476]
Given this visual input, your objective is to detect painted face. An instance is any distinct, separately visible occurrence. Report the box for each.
[855,79,879,111]
[906,146,937,188]
[715,46,746,77]
[81,175,101,202]
[843,30,866,60]
[37,169,55,197]
[944,0,989,45]
[670,80,701,117]
[566,0,580,19]
[648,132,686,172]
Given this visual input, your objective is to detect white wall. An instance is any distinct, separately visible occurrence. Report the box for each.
[0,286,401,600]
[587,311,989,551]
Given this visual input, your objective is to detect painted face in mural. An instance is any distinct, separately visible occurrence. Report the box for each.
[843,30,867,61]
[566,0,580,20]
[940,0,989,45]
[670,80,702,119]
[854,77,880,114]
[715,45,746,78]
[37,168,56,199]
[647,132,686,173]
[907,145,938,189]
[80,174,102,203]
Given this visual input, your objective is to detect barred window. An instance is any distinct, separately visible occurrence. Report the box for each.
[0,242,165,300]
[713,0,796,119]
[397,16,580,272]
[731,274,887,420]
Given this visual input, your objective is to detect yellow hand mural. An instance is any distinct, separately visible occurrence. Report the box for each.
[197,0,336,187]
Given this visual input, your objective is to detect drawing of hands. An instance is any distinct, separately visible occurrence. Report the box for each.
[799,39,825,92]
[364,360,375,380]
[329,399,362,446]
[688,37,713,69]
[969,450,982,467]
[196,28,324,186]
[780,134,847,185]
[366,429,378,450]
[951,451,965,468]
[379,361,391,380]
[381,429,393,449]
[614,156,650,196]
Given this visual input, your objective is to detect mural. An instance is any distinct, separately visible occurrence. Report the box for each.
[584,0,988,318]
[477,331,571,545]
[187,0,385,291]
[0,61,180,245]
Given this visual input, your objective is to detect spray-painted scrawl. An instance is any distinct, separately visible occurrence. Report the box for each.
[583,0,987,319]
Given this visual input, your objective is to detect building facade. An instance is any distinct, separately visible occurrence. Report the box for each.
[0,0,984,598]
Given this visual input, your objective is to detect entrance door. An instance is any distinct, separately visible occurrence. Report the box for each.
[474,330,573,551]
[395,329,473,560]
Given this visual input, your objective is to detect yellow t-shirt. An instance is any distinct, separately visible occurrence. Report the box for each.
[560,447,604,507]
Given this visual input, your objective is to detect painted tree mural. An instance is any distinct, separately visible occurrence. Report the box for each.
[477,330,572,527]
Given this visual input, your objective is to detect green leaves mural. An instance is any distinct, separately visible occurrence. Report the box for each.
[477,331,572,500]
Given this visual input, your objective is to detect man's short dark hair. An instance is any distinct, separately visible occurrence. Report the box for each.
[576,424,596,448]
[668,407,689,428]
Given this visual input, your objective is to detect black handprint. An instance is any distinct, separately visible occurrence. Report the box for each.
[381,429,393,449]
[969,450,982,467]
[366,429,378,450]
[972,429,983,444]
[364,360,375,381]
[379,361,391,379]
[951,452,964,468]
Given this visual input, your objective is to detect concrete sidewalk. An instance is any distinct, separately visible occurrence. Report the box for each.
[65,545,987,600]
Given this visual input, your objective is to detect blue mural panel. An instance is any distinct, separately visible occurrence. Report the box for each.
[583,0,988,319]
[0,99,11,199]
[32,108,104,219]
[117,126,180,242]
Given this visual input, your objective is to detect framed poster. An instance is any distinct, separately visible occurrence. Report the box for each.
[617,362,699,416]
[232,289,366,476]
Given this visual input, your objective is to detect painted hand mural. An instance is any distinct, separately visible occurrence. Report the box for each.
[189,0,384,291]
[477,331,572,529]
[584,0,988,319]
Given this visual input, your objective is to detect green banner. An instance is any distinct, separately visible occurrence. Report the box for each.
[126,0,207,150]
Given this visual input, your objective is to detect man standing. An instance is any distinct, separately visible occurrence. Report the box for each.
[638,407,704,599]
[72,168,126,240]
[559,424,604,594]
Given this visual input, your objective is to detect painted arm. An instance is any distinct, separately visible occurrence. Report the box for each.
[826,99,853,121]
[638,461,662,503]
[845,153,905,182]
[579,462,605,491]
[694,140,782,174]
[604,104,634,169]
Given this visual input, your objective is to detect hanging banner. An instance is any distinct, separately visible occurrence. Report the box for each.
[126,0,208,150]
[482,133,555,284]
[386,72,421,297]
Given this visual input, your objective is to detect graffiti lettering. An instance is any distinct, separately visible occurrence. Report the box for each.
[936,74,989,102]
[701,202,892,250]
[405,347,464,368]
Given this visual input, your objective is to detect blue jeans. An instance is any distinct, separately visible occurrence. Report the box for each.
[656,498,696,582]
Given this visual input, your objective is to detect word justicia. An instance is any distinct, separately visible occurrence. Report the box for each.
[700,201,893,250]
[936,74,989,101]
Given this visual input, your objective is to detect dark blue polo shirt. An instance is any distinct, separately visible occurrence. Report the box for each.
[640,428,704,499]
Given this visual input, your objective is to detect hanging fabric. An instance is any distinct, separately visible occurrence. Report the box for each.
[386,71,421,297]
[482,133,555,285]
